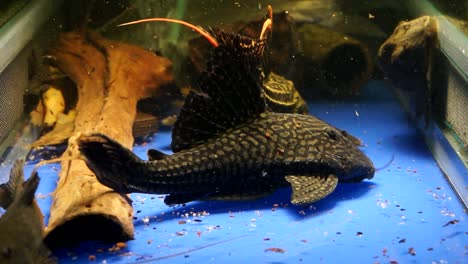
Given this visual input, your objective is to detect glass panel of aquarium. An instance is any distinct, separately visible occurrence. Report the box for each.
[0,1,466,263]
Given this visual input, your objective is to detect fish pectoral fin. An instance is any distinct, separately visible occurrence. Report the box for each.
[147,149,169,161]
[285,174,338,205]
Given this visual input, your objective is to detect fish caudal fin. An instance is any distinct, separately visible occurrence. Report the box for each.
[285,174,338,205]
[78,133,148,194]
[0,159,25,209]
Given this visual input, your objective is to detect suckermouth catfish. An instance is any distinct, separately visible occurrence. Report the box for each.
[77,6,375,206]
[0,160,55,263]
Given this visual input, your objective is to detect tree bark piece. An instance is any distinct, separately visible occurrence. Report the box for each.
[43,30,173,247]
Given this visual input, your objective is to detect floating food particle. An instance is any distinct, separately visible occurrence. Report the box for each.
[176,231,185,236]
[398,238,406,243]
[88,255,96,261]
[193,219,202,222]
[356,232,363,237]
[264,247,286,253]
[408,247,416,256]
[196,231,202,237]
[427,247,434,251]
[336,232,341,235]
[178,220,187,225]
[147,240,153,244]
[264,238,271,241]
[390,260,399,264]
[301,239,307,243]
[443,220,459,227]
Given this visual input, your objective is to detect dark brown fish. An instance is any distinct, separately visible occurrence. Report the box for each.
[0,160,55,263]
[78,7,374,205]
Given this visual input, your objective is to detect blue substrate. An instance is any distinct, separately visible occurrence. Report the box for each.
[26,80,467,263]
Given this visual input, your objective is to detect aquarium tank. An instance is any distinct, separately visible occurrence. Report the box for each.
[0,0,466,263]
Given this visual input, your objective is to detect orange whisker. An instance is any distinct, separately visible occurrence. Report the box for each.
[118,18,219,48]
[259,5,273,41]
[267,5,273,21]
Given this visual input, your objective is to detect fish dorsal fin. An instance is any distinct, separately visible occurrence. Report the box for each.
[0,159,25,209]
[171,30,269,152]
[147,149,169,161]
[285,174,338,205]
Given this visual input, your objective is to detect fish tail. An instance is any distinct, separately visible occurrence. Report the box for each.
[0,159,25,209]
[78,133,147,193]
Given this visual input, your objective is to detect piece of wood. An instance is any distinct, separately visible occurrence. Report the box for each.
[297,24,372,97]
[377,16,439,127]
[43,30,173,247]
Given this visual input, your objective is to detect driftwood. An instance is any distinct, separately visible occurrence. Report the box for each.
[377,16,439,127]
[297,24,372,97]
[377,15,468,129]
[378,16,439,80]
[43,30,173,246]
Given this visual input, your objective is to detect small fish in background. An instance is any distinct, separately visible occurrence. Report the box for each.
[0,160,56,264]
[78,6,374,206]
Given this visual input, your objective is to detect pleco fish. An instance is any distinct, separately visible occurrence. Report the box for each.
[263,72,309,115]
[0,160,55,264]
[78,6,375,205]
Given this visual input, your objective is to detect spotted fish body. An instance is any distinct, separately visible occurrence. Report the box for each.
[81,111,373,204]
[263,72,308,115]
[79,9,374,205]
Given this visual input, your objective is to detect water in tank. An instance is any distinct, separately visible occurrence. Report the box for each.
[0,0,466,263]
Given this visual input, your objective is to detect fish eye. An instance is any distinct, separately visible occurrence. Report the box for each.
[1,247,12,258]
